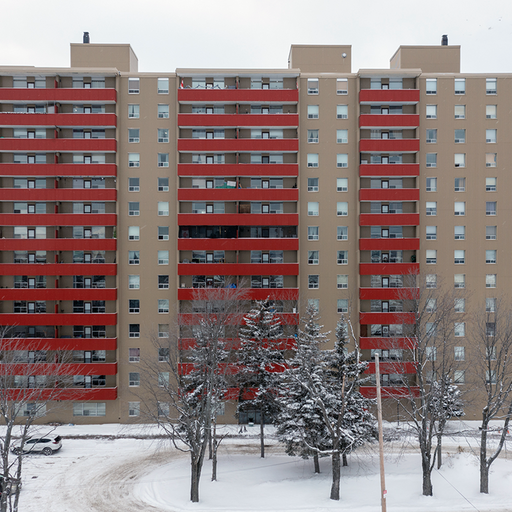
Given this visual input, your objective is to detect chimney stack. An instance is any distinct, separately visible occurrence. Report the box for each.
[83,32,90,44]
[441,34,448,46]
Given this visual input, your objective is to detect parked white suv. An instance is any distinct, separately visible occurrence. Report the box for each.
[11,436,62,456]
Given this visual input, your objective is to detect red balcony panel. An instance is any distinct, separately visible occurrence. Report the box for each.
[0,139,116,153]
[0,88,117,103]
[359,164,419,177]
[178,263,298,276]
[359,238,420,251]
[359,312,416,324]
[178,213,298,226]
[359,213,419,226]
[178,188,298,202]
[178,113,298,128]
[360,386,420,399]
[0,264,116,276]
[364,362,416,375]
[0,288,117,301]
[178,88,298,104]
[0,188,116,202]
[178,238,298,251]
[0,313,117,326]
[178,312,298,325]
[0,239,116,251]
[359,188,419,202]
[178,139,298,153]
[0,163,117,177]
[359,139,419,153]
[359,114,419,128]
[0,213,116,226]
[3,387,117,401]
[0,113,117,128]
[360,337,418,350]
[359,287,420,300]
[179,338,296,351]
[359,89,420,104]
[178,288,299,301]
[0,338,117,351]
[0,363,117,376]
[359,263,419,275]
[178,163,298,177]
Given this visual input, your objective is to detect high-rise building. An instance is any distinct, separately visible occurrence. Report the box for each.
[0,36,508,422]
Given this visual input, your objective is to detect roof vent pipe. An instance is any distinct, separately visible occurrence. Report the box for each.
[83,32,90,44]
[441,34,448,46]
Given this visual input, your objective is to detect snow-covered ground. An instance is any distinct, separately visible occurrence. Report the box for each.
[9,421,512,512]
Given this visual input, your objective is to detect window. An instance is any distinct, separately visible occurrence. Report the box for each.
[307,202,319,216]
[157,78,169,94]
[128,177,140,192]
[337,299,348,313]
[486,298,496,312]
[73,403,106,417]
[129,324,140,338]
[337,250,348,265]
[426,226,437,240]
[454,346,465,361]
[426,347,437,361]
[307,177,319,192]
[426,274,437,289]
[158,153,169,167]
[336,105,348,119]
[129,299,140,313]
[158,250,169,265]
[128,153,140,167]
[486,78,497,95]
[129,250,140,265]
[307,154,319,168]
[128,104,139,118]
[486,129,497,143]
[336,154,348,168]
[486,201,496,216]
[426,250,437,264]
[454,202,465,216]
[426,177,437,192]
[129,402,140,417]
[454,78,465,94]
[129,348,140,362]
[158,325,169,338]
[454,105,465,119]
[426,129,437,143]
[308,275,319,289]
[158,402,169,417]
[129,372,140,387]
[486,250,496,264]
[336,202,348,216]
[486,154,497,168]
[454,274,465,289]
[308,226,319,240]
[336,78,348,95]
[307,129,319,143]
[426,154,437,168]
[158,348,170,362]
[454,226,465,240]
[308,250,319,265]
[426,79,437,94]
[486,105,497,119]
[454,129,465,143]
[128,129,140,143]
[486,226,497,240]
[158,177,169,192]
[337,178,348,192]
[336,129,348,143]
[426,105,437,119]
[158,202,169,216]
[128,202,140,216]
[486,274,496,288]
[307,78,319,94]
[454,178,465,192]
[128,78,140,94]
[158,299,169,314]
[454,250,465,264]
[158,226,169,240]
[454,323,465,337]
[454,370,465,384]
[454,154,465,168]
[128,226,140,241]
[129,275,140,289]
[158,104,169,118]
[158,372,170,387]
[426,202,437,216]
[158,128,169,143]
[158,275,169,289]
[307,105,319,119]
[337,226,348,240]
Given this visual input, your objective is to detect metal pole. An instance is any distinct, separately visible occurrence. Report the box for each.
[375,353,387,512]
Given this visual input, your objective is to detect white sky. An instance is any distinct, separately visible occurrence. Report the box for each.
[2,0,511,73]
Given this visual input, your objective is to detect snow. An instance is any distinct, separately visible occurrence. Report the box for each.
[7,421,512,512]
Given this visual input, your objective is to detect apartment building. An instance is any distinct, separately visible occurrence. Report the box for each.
[0,37,509,423]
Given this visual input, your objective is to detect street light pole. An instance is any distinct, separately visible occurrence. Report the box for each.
[375,353,387,512]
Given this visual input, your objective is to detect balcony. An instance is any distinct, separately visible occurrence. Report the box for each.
[359,312,416,325]
[359,287,419,300]
[359,213,419,226]
[359,163,419,177]
[359,139,419,153]
[178,113,298,128]
[364,361,416,375]
[0,288,117,301]
[178,288,299,301]
[0,238,116,251]
[0,138,116,153]
[359,89,420,104]
[0,88,117,103]
[0,313,117,326]
[359,188,419,202]
[178,213,298,226]
[0,188,116,202]
[178,138,298,153]
[0,213,116,226]
[178,262,298,276]
[359,262,419,275]
[179,312,298,325]
[0,113,117,128]
[0,263,116,276]
[0,163,117,177]
[5,387,117,402]
[178,238,299,251]
[360,386,420,399]
[359,238,419,251]
[178,88,298,104]
[3,362,117,376]
[359,114,419,129]
[179,337,296,351]
[178,163,298,177]
[359,337,417,350]
[0,337,117,351]
[178,188,298,202]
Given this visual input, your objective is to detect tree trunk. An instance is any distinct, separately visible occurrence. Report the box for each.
[342,452,348,467]
[208,425,213,460]
[190,457,202,502]
[480,421,489,494]
[260,407,265,458]
[212,438,218,482]
[436,434,442,470]
[421,453,433,496]
[330,452,341,500]
[313,453,320,473]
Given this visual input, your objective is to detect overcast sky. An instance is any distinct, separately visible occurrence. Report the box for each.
[2,0,511,73]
